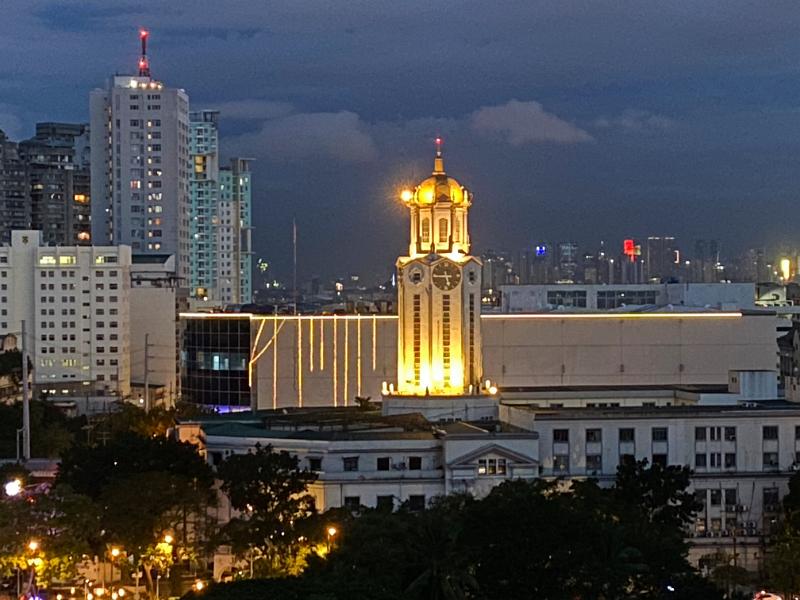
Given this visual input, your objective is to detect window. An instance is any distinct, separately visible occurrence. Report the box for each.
[709,427,721,441]
[695,453,707,468]
[724,427,736,441]
[586,429,602,443]
[651,454,667,467]
[619,428,635,443]
[710,453,721,468]
[308,457,322,472]
[408,495,426,512]
[724,488,737,507]
[343,496,360,511]
[546,290,587,308]
[553,429,569,443]
[796,425,800,440]
[763,488,780,511]
[377,457,391,471]
[763,452,779,471]
[421,218,430,243]
[408,456,422,470]
[586,454,602,473]
[763,426,779,440]
[343,457,359,472]
[425,211,446,243]
[478,458,507,476]
[724,453,737,469]
[695,489,706,510]
[553,455,569,473]
[376,495,394,511]
[652,427,667,442]
[695,427,706,441]
[710,489,722,506]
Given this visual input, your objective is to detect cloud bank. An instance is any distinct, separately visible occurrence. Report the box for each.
[470,100,593,145]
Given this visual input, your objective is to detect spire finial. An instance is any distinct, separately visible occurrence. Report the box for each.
[138,29,151,77]
[433,137,445,174]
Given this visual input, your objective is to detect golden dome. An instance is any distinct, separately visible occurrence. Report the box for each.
[401,145,471,207]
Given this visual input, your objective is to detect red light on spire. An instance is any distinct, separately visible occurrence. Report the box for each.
[138,28,151,78]
[140,29,149,39]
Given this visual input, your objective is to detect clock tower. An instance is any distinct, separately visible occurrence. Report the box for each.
[395,141,483,396]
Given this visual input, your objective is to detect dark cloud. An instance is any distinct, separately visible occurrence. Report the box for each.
[471,100,593,145]
[4,1,800,281]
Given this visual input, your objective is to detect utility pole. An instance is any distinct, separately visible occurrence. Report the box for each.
[144,333,150,412]
[21,320,30,462]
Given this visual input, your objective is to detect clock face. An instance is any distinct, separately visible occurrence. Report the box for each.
[432,260,461,290]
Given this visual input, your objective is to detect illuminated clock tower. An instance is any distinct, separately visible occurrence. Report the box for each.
[395,141,483,396]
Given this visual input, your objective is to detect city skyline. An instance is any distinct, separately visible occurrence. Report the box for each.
[2,3,800,282]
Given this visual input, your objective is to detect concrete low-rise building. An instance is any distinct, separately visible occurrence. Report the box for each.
[500,282,756,312]
[176,391,800,572]
[180,309,777,410]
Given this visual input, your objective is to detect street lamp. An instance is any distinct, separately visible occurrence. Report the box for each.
[326,526,337,552]
[4,478,22,497]
[193,581,204,592]
[162,534,173,545]
[28,540,38,552]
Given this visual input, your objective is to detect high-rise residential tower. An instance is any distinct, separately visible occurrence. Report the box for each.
[90,30,190,280]
[19,123,92,246]
[0,130,28,243]
[188,110,220,300]
[218,158,253,304]
[188,110,253,304]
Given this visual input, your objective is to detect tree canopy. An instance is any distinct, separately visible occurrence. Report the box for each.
[185,458,722,600]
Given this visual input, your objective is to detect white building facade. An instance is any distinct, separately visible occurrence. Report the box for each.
[90,72,190,280]
[0,230,131,397]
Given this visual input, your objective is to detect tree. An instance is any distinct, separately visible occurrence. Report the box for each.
[0,484,98,590]
[57,432,216,597]
[216,444,318,577]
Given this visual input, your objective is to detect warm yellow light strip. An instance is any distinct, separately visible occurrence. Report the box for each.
[250,318,286,365]
[332,318,338,407]
[319,318,325,371]
[343,319,349,406]
[248,318,286,386]
[272,318,278,409]
[297,320,303,407]
[309,318,314,373]
[356,315,362,397]
[372,316,377,370]
[481,312,743,320]
[252,318,266,355]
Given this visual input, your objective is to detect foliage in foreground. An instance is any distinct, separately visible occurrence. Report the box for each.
[184,459,724,600]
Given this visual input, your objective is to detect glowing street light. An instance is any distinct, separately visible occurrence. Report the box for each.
[4,478,22,497]
[110,547,121,558]
[194,581,204,592]
[27,540,38,552]
[326,526,337,538]
[163,534,173,545]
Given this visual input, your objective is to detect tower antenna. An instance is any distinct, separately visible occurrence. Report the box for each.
[138,29,151,77]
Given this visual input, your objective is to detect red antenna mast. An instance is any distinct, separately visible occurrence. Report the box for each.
[435,136,443,157]
[138,29,151,77]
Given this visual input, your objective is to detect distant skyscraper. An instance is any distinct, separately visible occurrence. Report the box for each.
[556,242,579,283]
[188,110,220,300]
[644,236,678,282]
[188,111,253,304]
[0,130,28,243]
[218,158,253,304]
[90,30,190,280]
[19,123,91,246]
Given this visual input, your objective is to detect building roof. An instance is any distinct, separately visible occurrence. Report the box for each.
[526,399,800,421]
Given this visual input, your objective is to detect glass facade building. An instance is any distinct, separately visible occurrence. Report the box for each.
[180,316,250,410]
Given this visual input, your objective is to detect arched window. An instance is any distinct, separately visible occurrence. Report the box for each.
[439,218,448,243]
[453,218,461,242]
[421,218,430,243]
